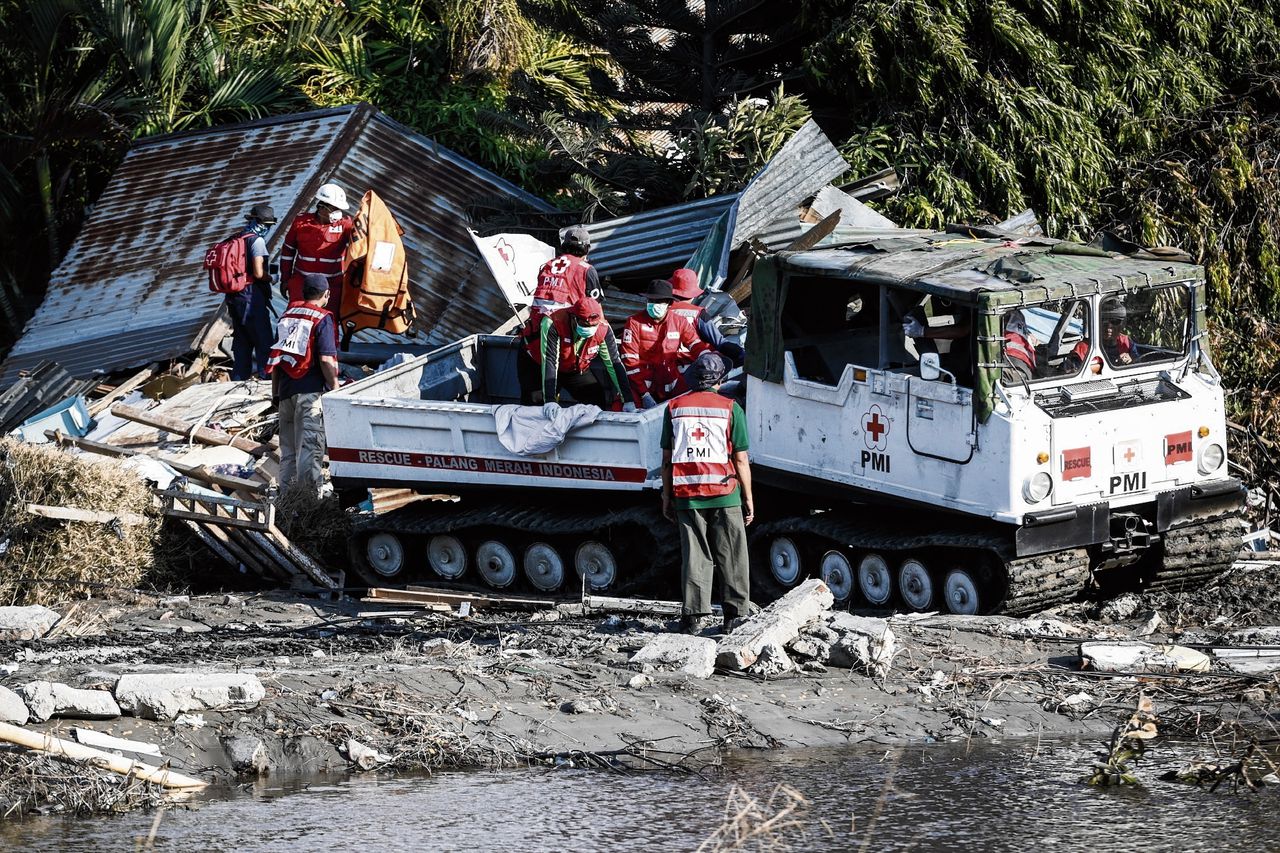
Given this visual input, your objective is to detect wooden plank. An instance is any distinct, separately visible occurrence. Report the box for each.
[181,520,243,572]
[0,722,205,790]
[72,727,162,757]
[389,586,556,608]
[87,364,158,417]
[46,431,268,495]
[357,597,452,612]
[26,503,149,527]
[111,403,276,457]
[158,489,274,531]
[267,523,343,590]
[583,595,722,617]
[46,430,136,458]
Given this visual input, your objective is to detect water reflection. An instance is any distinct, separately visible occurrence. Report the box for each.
[3,739,1276,852]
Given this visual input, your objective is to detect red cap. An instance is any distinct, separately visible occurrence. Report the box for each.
[572,297,603,324]
[669,268,702,300]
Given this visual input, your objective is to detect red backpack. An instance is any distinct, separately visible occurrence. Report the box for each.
[204,233,249,294]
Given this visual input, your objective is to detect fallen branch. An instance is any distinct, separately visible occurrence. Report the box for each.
[0,722,206,790]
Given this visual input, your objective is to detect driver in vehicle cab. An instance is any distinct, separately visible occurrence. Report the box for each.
[1062,298,1136,374]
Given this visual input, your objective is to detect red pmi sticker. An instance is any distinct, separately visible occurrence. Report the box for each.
[1062,447,1091,481]
[1165,431,1193,465]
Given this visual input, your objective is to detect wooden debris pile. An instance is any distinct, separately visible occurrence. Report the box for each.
[3,363,344,597]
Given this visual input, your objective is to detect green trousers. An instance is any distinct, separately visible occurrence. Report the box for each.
[676,505,751,621]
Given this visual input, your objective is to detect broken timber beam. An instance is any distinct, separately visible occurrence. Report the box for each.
[26,503,149,527]
[372,586,556,609]
[46,430,268,495]
[110,403,277,457]
[87,364,158,417]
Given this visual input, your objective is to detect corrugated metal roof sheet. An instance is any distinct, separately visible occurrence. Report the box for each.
[1,108,354,384]
[579,194,738,285]
[1,105,559,385]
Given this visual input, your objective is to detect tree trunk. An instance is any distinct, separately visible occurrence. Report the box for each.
[35,152,58,267]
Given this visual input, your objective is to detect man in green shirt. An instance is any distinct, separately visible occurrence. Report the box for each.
[661,353,753,631]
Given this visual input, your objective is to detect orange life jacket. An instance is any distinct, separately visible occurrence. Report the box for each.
[668,392,738,500]
[340,190,414,339]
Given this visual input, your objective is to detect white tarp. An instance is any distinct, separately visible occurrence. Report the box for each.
[494,403,600,455]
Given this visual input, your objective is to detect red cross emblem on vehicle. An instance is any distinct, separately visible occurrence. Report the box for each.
[690,425,708,441]
[1123,447,1135,463]
[862,405,890,451]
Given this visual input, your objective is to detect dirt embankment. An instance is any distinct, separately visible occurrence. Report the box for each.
[0,561,1276,818]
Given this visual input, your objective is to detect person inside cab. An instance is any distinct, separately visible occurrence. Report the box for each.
[1062,297,1135,374]
[1000,309,1039,385]
[902,296,973,383]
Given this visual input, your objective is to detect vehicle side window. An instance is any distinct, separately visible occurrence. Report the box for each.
[892,291,974,387]
[781,277,881,385]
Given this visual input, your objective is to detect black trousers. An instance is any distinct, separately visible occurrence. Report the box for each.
[516,347,610,407]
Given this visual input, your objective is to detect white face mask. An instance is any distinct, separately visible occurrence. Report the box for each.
[327,209,342,224]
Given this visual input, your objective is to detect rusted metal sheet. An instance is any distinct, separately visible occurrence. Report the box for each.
[330,114,557,347]
[1,109,355,385]
[1,105,558,385]
[579,195,737,287]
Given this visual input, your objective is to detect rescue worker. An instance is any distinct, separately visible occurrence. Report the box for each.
[661,352,753,632]
[1001,309,1038,384]
[529,225,602,318]
[1099,299,1137,365]
[268,273,340,497]
[229,203,276,381]
[668,268,744,366]
[280,183,354,305]
[1063,299,1136,373]
[903,298,973,383]
[621,279,711,407]
[522,297,637,413]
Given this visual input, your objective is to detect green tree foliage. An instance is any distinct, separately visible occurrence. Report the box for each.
[801,0,1280,236]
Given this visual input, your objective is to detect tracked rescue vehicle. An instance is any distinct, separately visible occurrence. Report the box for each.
[325,227,1244,614]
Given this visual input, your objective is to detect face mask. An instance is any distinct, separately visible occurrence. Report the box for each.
[574,323,598,339]
[327,209,342,224]
[249,221,269,236]
[646,302,668,320]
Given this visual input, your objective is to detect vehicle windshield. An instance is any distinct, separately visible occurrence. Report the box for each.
[998,298,1091,386]
[1097,285,1192,369]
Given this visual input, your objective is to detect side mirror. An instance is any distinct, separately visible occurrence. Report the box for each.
[920,352,942,381]
[919,352,956,384]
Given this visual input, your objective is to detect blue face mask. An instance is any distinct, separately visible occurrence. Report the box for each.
[646,302,669,320]
[574,324,598,339]
[249,221,269,236]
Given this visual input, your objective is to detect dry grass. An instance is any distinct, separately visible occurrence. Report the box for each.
[273,487,353,570]
[0,439,162,606]
[0,750,169,819]
[697,784,812,852]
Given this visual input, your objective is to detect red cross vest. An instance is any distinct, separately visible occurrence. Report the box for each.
[525,309,607,375]
[281,213,354,300]
[267,303,335,379]
[668,392,737,499]
[530,254,593,318]
[1004,330,1036,371]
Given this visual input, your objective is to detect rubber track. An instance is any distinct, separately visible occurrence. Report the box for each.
[750,513,1090,615]
[354,503,681,593]
[1146,512,1243,592]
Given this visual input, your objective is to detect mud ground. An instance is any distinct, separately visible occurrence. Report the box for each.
[1,559,1275,794]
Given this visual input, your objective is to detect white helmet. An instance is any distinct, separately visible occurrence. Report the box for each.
[315,183,349,211]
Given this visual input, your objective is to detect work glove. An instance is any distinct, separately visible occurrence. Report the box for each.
[542,402,561,420]
[903,317,925,338]
[622,402,638,413]
[640,393,657,410]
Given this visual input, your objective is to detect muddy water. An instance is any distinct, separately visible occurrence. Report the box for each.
[4,739,1277,852]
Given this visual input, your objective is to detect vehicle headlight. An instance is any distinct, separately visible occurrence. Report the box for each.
[1197,442,1224,475]
[1024,472,1053,503]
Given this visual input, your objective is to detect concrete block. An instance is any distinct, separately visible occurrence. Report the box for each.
[716,578,833,671]
[115,673,266,720]
[20,681,121,722]
[826,613,896,678]
[1080,641,1210,674]
[0,685,29,724]
[224,736,269,775]
[747,641,795,676]
[0,606,59,640]
[631,634,717,679]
